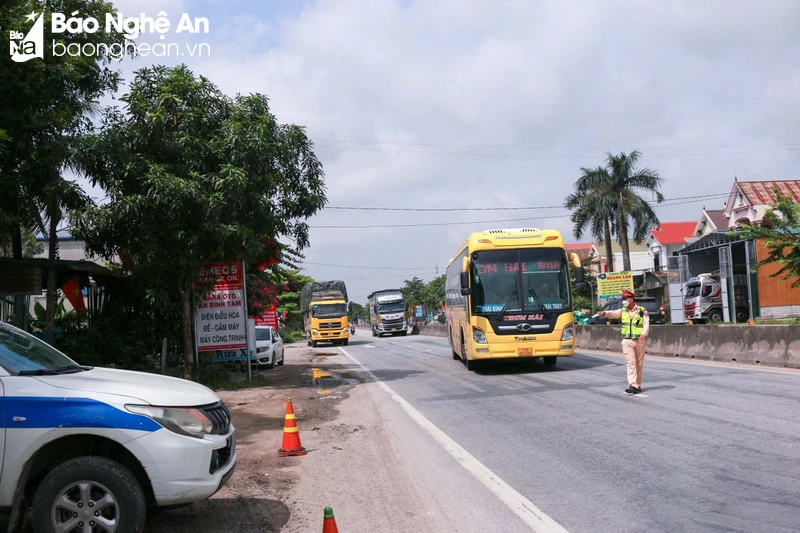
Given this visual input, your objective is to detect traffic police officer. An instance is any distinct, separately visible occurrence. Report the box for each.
[596,288,650,394]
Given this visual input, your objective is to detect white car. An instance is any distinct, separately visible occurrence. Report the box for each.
[0,321,236,532]
[254,326,285,367]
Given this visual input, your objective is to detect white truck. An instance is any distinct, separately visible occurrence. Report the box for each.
[683,273,750,323]
[368,289,408,337]
[0,321,236,532]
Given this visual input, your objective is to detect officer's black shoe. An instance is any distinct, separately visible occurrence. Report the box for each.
[632,386,642,394]
[625,386,637,394]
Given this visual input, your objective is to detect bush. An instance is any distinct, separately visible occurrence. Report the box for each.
[280,330,305,343]
[573,295,595,313]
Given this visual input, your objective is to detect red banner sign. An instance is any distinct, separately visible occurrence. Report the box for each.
[195,261,243,290]
[255,306,279,328]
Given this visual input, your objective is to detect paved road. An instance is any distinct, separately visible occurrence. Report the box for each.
[340,334,800,533]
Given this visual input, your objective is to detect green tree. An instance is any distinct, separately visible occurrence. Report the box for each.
[72,65,326,380]
[0,229,43,258]
[566,151,664,272]
[276,271,315,333]
[420,274,445,313]
[348,302,366,322]
[736,190,800,288]
[401,277,426,306]
[1,0,126,331]
[564,166,616,271]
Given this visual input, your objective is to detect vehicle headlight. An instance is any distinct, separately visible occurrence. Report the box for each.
[125,405,213,438]
[561,324,574,341]
[257,346,270,353]
[472,326,487,344]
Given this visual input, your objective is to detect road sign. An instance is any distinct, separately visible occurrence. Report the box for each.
[195,261,248,352]
[597,271,634,301]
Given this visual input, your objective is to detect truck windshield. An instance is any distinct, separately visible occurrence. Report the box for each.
[377,302,405,313]
[312,303,347,318]
[0,323,81,374]
[685,283,701,297]
[470,248,571,315]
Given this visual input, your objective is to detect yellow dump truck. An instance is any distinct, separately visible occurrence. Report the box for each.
[300,281,351,347]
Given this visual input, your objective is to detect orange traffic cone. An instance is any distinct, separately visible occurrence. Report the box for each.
[322,506,339,533]
[278,398,307,457]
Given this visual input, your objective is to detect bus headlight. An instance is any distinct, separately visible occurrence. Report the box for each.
[561,324,574,341]
[472,326,487,344]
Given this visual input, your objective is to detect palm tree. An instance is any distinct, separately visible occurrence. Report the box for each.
[564,166,616,271]
[37,173,92,342]
[566,151,664,272]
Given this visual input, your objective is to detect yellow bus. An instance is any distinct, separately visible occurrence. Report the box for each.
[445,228,585,370]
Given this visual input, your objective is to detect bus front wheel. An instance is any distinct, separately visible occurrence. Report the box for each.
[543,356,557,367]
[462,336,475,371]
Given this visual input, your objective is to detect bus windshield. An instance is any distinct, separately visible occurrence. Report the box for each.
[470,248,571,315]
[377,302,405,313]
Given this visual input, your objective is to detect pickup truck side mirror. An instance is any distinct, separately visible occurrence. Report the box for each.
[459,271,471,295]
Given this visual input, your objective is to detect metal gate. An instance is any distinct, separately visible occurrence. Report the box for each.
[667,255,689,324]
[718,245,732,322]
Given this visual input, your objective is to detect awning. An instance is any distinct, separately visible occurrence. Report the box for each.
[679,231,746,254]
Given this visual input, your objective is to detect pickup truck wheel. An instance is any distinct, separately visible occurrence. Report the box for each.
[32,455,146,533]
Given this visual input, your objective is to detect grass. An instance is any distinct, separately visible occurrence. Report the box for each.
[198,363,272,391]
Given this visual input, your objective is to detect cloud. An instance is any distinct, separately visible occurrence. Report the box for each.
[79,0,800,303]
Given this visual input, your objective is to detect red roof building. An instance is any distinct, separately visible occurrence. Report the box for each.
[724,179,800,229]
[645,222,696,272]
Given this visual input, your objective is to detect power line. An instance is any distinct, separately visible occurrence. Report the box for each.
[325,192,729,212]
[338,271,439,281]
[314,138,800,151]
[310,195,728,229]
[314,144,800,159]
[300,261,432,270]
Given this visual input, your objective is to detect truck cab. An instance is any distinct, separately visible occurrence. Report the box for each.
[684,274,724,323]
[368,290,408,338]
[305,297,350,347]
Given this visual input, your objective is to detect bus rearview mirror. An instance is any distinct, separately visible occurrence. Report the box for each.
[570,252,582,269]
[460,271,470,295]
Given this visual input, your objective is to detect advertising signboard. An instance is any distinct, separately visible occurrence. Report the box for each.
[597,271,634,301]
[195,261,248,352]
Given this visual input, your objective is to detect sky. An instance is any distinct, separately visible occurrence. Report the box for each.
[69,0,800,304]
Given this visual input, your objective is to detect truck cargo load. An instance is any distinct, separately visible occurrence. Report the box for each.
[301,280,350,346]
[300,280,348,313]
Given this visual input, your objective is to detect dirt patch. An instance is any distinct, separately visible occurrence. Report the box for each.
[147,342,363,532]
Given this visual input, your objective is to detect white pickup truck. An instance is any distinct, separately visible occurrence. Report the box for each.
[0,321,237,532]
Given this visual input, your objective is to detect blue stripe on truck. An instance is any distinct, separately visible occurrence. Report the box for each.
[3,396,161,432]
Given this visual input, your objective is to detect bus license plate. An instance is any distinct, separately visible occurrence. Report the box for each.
[518,347,534,356]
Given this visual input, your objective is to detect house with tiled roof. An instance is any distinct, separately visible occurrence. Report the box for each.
[565,242,606,274]
[676,178,800,322]
[693,208,728,237]
[645,221,696,272]
[724,178,800,229]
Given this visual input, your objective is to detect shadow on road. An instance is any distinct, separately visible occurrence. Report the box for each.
[1,496,291,533]
[147,496,291,532]
[472,353,616,376]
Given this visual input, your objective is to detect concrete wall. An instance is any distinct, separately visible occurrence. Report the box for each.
[575,324,800,369]
[372,322,800,370]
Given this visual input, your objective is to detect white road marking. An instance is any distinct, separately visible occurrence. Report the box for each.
[339,346,570,533]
